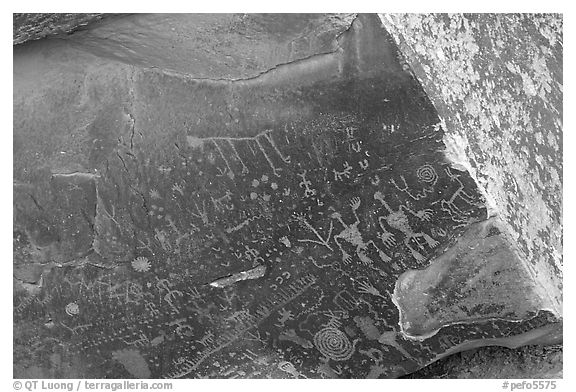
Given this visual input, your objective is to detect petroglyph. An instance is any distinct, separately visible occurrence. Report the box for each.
[14,13,539,380]
[374,191,439,261]
[432,167,482,218]
[330,197,391,265]
[297,170,317,197]
[278,360,307,378]
[313,327,357,361]
[164,275,317,378]
[294,213,334,251]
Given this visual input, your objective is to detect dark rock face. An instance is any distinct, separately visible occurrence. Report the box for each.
[13,14,562,379]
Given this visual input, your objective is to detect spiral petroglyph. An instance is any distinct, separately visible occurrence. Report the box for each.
[313,327,355,361]
[65,302,79,316]
[416,164,438,184]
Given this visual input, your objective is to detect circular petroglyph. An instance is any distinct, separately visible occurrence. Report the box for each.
[416,164,438,184]
[313,327,354,361]
[131,256,151,272]
[65,302,79,316]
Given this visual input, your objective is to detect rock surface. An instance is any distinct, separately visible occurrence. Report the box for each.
[403,344,562,379]
[13,13,108,46]
[379,14,563,315]
[13,13,562,379]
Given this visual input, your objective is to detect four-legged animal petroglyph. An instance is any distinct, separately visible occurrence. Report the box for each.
[432,167,481,218]
[187,129,291,178]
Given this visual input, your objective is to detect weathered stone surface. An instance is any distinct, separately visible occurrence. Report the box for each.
[65,13,357,80]
[379,14,563,315]
[13,14,561,379]
[13,13,108,46]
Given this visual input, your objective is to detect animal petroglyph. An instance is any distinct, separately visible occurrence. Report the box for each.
[187,129,290,178]
[432,166,482,218]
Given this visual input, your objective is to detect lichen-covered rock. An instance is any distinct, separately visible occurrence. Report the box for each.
[13,13,562,379]
[379,13,563,315]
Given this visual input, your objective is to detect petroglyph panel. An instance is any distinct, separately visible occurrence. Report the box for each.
[14,13,561,378]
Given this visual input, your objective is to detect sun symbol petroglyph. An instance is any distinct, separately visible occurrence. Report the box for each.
[330,197,391,265]
[374,191,439,262]
[65,302,79,316]
[131,256,151,272]
[313,327,356,362]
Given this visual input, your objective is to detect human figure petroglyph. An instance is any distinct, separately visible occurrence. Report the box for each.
[297,170,317,197]
[333,161,353,181]
[330,197,392,265]
[373,191,438,262]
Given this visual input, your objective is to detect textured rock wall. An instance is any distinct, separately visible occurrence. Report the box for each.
[13,14,562,379]
[13,13,107,45]
[379,13,563,314]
